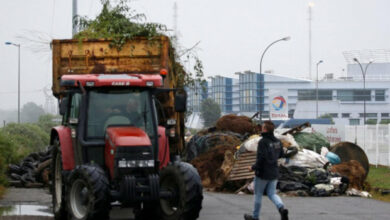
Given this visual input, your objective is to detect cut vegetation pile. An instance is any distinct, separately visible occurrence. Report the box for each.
[215,114,260,135]
[191,144,237,189]
[331,160,367,190]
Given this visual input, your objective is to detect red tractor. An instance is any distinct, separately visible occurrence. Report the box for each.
[49,38,203,220]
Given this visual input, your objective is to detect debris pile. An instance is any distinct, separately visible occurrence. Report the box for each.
[215,114,261,135]
[292,132,330,154]
[7,146,53,188]
[331,160,366,190]
[188,117,372,197]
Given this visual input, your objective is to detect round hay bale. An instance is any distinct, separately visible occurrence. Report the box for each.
[330,142,369,177]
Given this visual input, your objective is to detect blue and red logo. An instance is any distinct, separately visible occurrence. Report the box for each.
[271,96,287,111]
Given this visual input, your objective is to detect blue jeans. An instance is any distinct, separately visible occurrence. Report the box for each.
[252,177,284,219]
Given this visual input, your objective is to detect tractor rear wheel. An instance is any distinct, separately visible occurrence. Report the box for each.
[51,138,68,220]
[160,162,203,220]
[67,165,110,220]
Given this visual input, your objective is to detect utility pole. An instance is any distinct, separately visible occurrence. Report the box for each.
[72,0,78,36]
[5,42,21,124]
[308,3,314,80]
[172,2,179,47]
[316,60,323,118]
[259,37,291,121]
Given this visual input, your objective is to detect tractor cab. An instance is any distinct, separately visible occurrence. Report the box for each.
[58,74,164,172]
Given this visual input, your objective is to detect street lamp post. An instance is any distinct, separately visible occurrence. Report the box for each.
[5,42,21,124]
[259,36,291,121]
[353,58,373,125]
[316,60,323,118]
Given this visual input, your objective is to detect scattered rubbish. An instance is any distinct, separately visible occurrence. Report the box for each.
[346,188,372,198]
[292,132,330,153]
[279,149,329,168]
[381,189,390,195]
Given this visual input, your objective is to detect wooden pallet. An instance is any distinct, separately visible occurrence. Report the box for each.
[227,152,256,181]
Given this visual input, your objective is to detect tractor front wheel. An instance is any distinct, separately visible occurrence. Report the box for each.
[67,165,110,220]
[51,138,68,220]
[160,162,203,220]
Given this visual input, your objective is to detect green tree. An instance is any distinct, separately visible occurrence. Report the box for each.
[366,119,378,125]
[200,99,221,127]
[380,119,390,124]
[37,114,61,133]
[21,102,45,123]
[2,123,49,154]
[319,113,335,124]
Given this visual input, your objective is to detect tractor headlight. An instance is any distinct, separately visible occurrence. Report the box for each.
[118,159,154,168]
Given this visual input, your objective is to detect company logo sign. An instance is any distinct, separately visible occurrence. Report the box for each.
[269,90,289,120]
[271,96,287,111]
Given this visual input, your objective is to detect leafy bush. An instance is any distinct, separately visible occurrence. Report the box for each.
[37,114,61,133]
[2,123,49,155]
[0,132,19,186]
[74,0,167,50]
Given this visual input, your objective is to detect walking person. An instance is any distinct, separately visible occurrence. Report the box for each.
[244,120,289,220]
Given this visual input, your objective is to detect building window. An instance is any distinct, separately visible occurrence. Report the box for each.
[381,113,389,118]
[298,90,332,101]
[329,113,338,118]
[337,90,371,101]
[375,90,385,101]
[342,113,350,118]
[298,90,315,100]
[349,119,360,125]
[288,109,295,118]
[359,113,377,118]
[319,90,332,100]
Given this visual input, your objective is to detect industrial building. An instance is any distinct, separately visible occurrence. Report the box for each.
[186,50,390,128]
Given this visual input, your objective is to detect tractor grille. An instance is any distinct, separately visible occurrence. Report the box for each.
[114,146,155,178]
[114,146,153,161]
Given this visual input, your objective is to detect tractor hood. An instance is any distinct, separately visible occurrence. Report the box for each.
[105,127,151,147]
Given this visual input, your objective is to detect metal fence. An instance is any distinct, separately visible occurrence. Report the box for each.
[344,124,390,167]
[312,124,390,167]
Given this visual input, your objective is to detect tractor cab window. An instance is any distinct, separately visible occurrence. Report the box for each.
[69,93,82,123]
[87,89,156,141]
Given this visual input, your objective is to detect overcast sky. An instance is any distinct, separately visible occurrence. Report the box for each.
[0,0,389,110]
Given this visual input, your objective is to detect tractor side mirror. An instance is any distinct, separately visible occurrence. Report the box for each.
[174,93,187,112]
[59,97,69,115]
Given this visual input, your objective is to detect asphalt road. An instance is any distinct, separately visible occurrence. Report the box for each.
[1,188,390,220]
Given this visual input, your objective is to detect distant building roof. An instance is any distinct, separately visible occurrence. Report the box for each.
[343,49,390,64]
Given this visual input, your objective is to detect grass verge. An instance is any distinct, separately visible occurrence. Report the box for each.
[366,165,390,202]
[0,185,5,199]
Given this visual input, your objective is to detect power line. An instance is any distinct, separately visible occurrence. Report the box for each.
[0,89,43,94]
[50,0,56,36]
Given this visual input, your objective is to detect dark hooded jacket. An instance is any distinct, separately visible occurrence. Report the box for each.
[251,131,284,180]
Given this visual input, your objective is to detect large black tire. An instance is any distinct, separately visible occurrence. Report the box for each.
[135,202,160,220]
[67,165,110,220]
[51,138,68,220]
[160,162,203,220]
